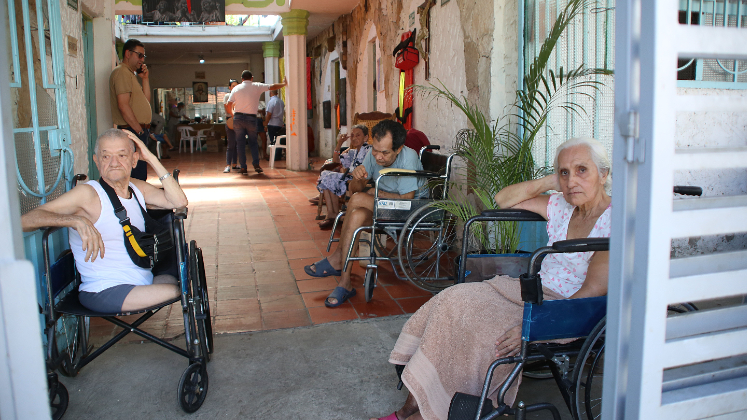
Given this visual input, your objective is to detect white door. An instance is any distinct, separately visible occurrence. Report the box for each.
[604,0,747,419]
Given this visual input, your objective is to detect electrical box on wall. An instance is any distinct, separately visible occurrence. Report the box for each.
[47,129,70,157]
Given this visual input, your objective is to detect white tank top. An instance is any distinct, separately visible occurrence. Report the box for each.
[70,180,153,293]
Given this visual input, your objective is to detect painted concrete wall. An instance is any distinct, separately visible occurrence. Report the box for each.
[306,0,499,158]
[672,87,747,257]
[405,0,470,150]
[60,0,89,176]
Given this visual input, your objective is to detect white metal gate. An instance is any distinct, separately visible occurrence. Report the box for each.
[604,0,747,419]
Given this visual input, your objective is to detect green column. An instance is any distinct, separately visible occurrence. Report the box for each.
[262,41,281,58]
[280,9,310,36]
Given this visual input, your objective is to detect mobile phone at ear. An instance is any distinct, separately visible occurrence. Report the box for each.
[136,65,144,74]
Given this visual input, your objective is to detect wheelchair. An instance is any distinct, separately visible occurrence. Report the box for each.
[443,186,703,420]
[326,145,459,301]
[40,170,213,417]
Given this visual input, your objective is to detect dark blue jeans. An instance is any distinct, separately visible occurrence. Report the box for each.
[121,126,150,181]
[225,125,239,166]
[233,114,259,168]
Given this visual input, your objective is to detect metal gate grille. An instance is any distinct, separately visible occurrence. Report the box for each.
[523,0,615,168]
[6,0,73,214]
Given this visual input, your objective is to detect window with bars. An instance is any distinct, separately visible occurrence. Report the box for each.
[677,0,747,88]
[522,0,616,170]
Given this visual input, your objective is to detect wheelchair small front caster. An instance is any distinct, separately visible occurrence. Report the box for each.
[178,362,208,413]
[364,266,378,302]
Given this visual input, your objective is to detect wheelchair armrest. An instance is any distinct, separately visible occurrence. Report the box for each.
[173,169,180,183]
[552,238,609,253]
[174,207,188,219]
[479,209,546,222]
[521,238,610,305]
[376,169,442,179]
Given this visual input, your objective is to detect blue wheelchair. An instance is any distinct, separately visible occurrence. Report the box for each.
[443,186,702,420]
[40,171,213,418]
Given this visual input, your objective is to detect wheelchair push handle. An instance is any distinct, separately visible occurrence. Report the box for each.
[479,209,546,222]
[551,237,610,253]
[673,185,702,196]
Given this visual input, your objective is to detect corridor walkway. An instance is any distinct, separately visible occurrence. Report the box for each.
[88,149,433,347]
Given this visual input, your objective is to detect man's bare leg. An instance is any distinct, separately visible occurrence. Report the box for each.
[121,275,180,311]
[311,192,374,304]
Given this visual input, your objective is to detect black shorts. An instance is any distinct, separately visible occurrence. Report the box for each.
[79,284,136,313]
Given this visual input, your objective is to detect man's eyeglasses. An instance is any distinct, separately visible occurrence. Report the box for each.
[128,50,146,59]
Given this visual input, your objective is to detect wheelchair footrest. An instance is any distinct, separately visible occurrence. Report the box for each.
[448,392,496,420]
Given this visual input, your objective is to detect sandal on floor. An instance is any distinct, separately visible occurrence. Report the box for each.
[309,196,320,205]
[304,258,342,278]
[324,286,356,308]
[318,218,334,229]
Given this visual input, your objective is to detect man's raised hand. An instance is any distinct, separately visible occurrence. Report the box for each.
[352,165,368,180]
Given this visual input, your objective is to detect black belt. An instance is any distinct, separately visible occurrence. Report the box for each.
[234,113,256,117]
[117,124,150,130]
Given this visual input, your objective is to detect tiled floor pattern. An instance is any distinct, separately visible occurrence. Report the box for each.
[89,149,433,346]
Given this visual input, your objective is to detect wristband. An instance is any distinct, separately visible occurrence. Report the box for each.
[159,173,172,182]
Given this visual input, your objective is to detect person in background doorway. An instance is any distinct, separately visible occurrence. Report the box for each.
[257,104,268,160]
[109,38,151,181]
[224,71,287,174]
[167,98,180,144]
[150,111,175,158]
[404,128,431,153]
[223,79,240,173]
[264,89,285,159]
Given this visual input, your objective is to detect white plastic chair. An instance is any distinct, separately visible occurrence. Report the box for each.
[268,135,287,169]
[178,126,202,153]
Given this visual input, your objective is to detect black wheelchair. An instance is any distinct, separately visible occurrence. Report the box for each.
[443,186,702,420]
[40,171,213,418]
[326,146,459,301]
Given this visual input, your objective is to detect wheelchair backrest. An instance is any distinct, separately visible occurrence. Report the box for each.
[521,296,607,342]
[48,250,77,300]
[420,151,451,200]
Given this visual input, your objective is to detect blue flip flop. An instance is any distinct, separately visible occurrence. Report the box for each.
[304,257,342,278]
[325,286,357,308]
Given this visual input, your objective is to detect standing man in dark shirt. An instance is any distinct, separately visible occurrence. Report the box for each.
[110,38,152,180]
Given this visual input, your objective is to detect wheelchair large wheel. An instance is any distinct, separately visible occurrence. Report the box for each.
[189,241,211,363]
[398,204,459,292]
[178,362,209,413]
[571,317,605,420]
[48,373,69,420]
[56,314,88,377]
[195,247,214,357]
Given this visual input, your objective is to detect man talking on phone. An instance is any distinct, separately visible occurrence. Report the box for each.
[110,38,152,181]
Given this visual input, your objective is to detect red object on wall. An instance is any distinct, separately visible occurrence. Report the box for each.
[394,31,419,71]
[395,48,419,71]
[306,57,312,110]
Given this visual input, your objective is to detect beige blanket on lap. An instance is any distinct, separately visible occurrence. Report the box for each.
[389,275,563,420]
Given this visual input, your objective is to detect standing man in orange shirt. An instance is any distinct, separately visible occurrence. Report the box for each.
[110,39,152,180]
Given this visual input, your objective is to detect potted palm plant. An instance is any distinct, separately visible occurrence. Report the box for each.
[424,0,612,278]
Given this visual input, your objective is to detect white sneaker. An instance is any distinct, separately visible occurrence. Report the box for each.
[223,165,231,173]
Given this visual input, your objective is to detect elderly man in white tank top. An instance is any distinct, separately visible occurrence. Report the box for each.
[22,128,188,313]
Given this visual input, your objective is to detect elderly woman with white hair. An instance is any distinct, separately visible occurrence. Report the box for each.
[370,137,612,420]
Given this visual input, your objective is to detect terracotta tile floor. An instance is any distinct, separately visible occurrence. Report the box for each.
[89,148,433,347]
